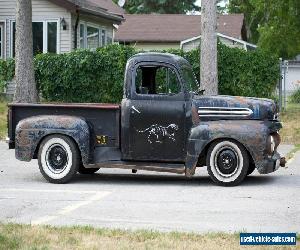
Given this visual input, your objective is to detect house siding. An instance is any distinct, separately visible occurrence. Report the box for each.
[0,0,15,59]
[182,37,246,52]
[284,62,300,95]
[32,0,71,54]
[0,0,71,58]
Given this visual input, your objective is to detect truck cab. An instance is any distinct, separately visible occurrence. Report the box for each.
[7,53,286,186]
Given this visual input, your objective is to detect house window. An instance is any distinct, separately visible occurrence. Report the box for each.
[87,25,99,49]
[47,22,57,53]
[101,29,106,47]
[11,20,59,57]
[32,22,43,55]
[79,22,108,50]
[79,24,85,48]
[107,34,112,45]
[0,24,4,59]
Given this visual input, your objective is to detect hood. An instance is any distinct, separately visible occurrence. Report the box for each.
[193,95,278,121]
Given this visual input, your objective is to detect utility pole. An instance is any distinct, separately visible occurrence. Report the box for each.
[201,0,218,95]
[14,0,38,103]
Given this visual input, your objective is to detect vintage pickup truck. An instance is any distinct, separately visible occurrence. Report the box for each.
[7,53,286,186]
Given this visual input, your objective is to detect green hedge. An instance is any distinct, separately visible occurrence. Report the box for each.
[0,59,15,92]
[35,45,136,103]
[0,44,279,102]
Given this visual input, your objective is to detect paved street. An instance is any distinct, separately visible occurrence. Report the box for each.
[0,142,299,233]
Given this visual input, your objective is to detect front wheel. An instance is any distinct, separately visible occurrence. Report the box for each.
[38,135,80,184]
[206,140,249,186]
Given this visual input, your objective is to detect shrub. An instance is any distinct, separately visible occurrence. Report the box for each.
[290,88,300,103]
[0,44,279,103]
[217,44,279,98]
[162,44,279,99]
[35,45,136,103]
[0,59,15,92]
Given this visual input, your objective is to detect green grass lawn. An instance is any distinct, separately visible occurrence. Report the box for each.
[0,223,298,250]
[280,103,300,145]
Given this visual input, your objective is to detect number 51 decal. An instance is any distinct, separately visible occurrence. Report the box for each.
[96,135,108,145]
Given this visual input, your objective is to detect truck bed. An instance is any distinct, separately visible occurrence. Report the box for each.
[8,103,120,149]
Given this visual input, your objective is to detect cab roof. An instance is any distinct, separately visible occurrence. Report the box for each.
[128,52,190,68]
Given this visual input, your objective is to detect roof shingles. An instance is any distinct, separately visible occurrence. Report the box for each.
[86,0,125,16]
[115,14,244,42]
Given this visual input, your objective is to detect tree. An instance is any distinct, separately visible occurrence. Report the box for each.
[228,0,300,59]
[114,0,200,14]
[257,0,300,59]
[201,0,218,95]
[228,0,261,42]
[14,0,38,103]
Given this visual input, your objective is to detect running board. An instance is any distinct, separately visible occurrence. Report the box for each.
[84,161,185,174]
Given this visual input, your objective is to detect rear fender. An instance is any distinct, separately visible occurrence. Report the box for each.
[15,115,92,164]
[185,120,270,176]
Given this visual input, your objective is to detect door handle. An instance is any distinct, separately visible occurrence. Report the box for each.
[131,106,141,114]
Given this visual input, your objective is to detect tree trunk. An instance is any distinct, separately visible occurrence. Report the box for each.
[14,0,38,103]
[200,0,218,95]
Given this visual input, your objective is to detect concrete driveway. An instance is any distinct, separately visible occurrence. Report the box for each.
[0,142,299,233]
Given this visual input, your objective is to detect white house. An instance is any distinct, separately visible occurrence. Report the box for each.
[0,0,124,59]
[283,60,300,96]
[180,33,257,51]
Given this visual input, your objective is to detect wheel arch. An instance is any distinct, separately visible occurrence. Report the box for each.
[205,138,251,186]
[33,133,83,161]
[197,137,255,168]
[15,115,92,164]
[185,120,264,177]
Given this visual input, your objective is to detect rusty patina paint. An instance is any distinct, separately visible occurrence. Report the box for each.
[185,119,282,176]
[15,115,92,164]
[193,95,277,121]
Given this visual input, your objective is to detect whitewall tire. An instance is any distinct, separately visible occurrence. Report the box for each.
[38,135,80,184]
[206,140,249,186]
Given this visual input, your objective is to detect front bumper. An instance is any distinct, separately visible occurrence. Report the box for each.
[257,151,286,174]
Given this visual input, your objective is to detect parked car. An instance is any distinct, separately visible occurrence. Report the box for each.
[7,53,286,186]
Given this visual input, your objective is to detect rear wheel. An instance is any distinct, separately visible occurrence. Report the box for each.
[206,140,249,186]
[38,135,80,184]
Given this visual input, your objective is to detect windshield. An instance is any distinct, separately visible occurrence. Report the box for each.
[181,64,200,93]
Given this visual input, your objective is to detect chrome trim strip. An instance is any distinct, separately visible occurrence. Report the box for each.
[198,107,253,117]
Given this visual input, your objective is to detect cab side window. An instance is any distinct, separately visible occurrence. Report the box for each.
[135,65,181,95]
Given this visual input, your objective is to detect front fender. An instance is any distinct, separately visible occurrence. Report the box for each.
[15,115,92,164]
[185,120,272,175]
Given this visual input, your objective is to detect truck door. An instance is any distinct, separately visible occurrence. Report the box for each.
[122,63,187,162]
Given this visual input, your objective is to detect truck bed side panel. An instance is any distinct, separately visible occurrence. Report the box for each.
[8,103,120,149]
